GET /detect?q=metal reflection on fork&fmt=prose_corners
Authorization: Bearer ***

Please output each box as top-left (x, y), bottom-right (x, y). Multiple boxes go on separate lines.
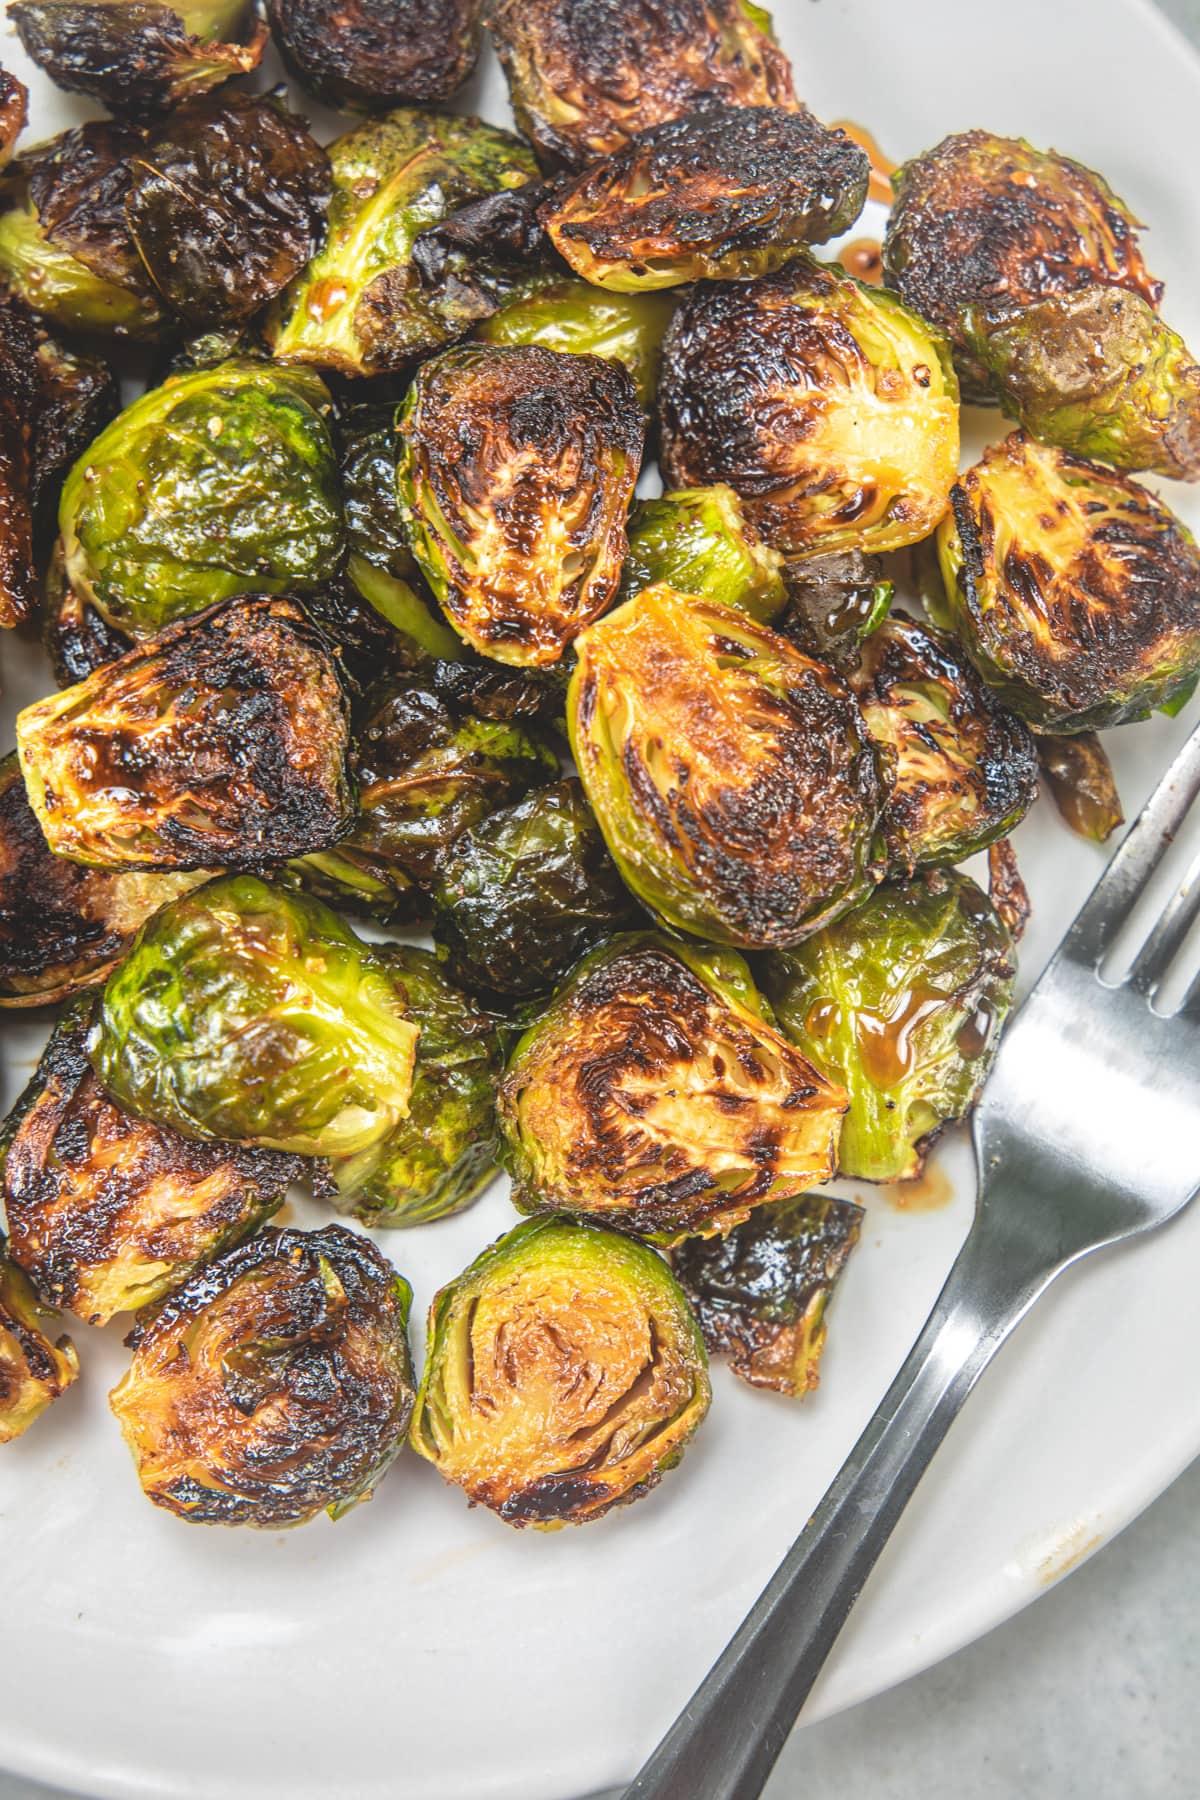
top-left (611, 720), bottom-right (1200, 1800)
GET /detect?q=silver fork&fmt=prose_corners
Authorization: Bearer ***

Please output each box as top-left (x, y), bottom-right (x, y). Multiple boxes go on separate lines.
top-left (617, 720), bottom-right (1200, 1800)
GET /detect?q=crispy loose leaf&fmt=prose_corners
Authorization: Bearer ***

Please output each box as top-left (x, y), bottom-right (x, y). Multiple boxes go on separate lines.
top-left (1037, 732), bottom-right (1124, 844)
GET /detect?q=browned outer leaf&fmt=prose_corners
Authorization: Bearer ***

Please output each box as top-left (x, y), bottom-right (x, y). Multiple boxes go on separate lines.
top-left (1037, 732), bottom-right (1124, 843)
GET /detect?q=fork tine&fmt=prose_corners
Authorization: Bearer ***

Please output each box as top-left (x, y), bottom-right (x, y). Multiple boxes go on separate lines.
top-left (1128, 839), bottom-right (1200, 996)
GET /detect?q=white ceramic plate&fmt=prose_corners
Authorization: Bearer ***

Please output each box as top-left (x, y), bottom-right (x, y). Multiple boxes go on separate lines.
top-left (3, 1), bottom-right (1200, 1795)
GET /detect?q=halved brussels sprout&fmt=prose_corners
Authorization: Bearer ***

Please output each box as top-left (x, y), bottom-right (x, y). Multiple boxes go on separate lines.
top-left (658, 255), bottom-right (960, 557)
top-left (475, 275), bottom-right (675, 410)
top-left (484, 0), bottom-right (797, 170)
top-left (673, 1193), bottom-right (862, 1396)
top-left (269, 111), bottom-right (537, 378)
top-left (397, 343), bottom-right (643, 666)
top-left (409, 1215), bottom-right (710, 1525)
top-left (59, 359), bottom-right (343, 639)
top-left (268, 0), bottom-right (480, 110)
top-left (8, 0), bottom-right (265, 115)
top-left (846, 613), bottom-right (1039, 872)
top-left (777, 549), bottom-right (893, 665)
top-left (1, 1232), bottom-right (79, 1444)
top-left (0, 293), bottom-right (36, 630)
top-left (962, 287), bottom-right (1200, 481)
top-left (764, 871), bottom-right (1015, 1183)
top-left (883, 131), bottom-right (1164, 399)
top-left (17, 595), bottom-right (355, 872)
top-left (0, 68), bottom-right (26, 170)
top-left (935, 432), bottom-right (1200, 732)
top-left (109, 1225), bottom-right (414, 1526)
top-left (498, 932), bottom-right (848, 1241)
top-left (431, 776), bottom-right (641, 1000)
top-left (569, 586), bottom-right (889, 948)
top-left (91, 874), bottom-right (420, 1157)
top-left (1, 998), bottom-right (306, 1325)
top-left (1037, 732), bottom-right (1124, 844)
top-left (620, 485), bottom-right (786, 622)
top-left (327, 947), bottom-right (500, 1227)
top-left (540, 105), bottom-right (868, 292)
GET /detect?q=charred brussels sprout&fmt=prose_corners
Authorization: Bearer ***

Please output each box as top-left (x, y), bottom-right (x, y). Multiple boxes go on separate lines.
top-left (17, 596), bottom-right (355, 872)
top-left (658, 256), bottom-right (959, 558)
top-left (8, 0), bottom-right (265, 115)
top-left (847, 613), bottom-right (1039, 872)
top-left (484, 0), bottom-right (797, 170)
top-left (41, 543), bottom-right (131, 687)
top-left (29, 330), bottom-right (117, 539)
top-left (431, 776), bottom-right (640, 1000)
top-left (883, 131), bottom-right (1164, 399)
top-left (1038, 732), bottom-right (1124, 844)
top-left (673, 1193), bottom-right (862, 1396)
top-left (269, 111), bottom-right (537, 378)
top-left (0, 294), bottom-right (36, 630)
top-left (1, 998), bottom-right (306, 1325)
top-left (269, 0), bottom-right (480, 110)
top-left (327, 948), bottom-right (500, 1227)
top-left (778, 549), bottom-right (893, 665)
top-left (541, 105), bottom-right (868, 292)
top-left (397, 344), bottom-right (643, 665)
top-left (620, 484), bottom-right (786, 622)
top-left (409, 1215), bottom-right (710, 1526)
top-left (570, 586), bottom-right (888, 948)
top-left (0, 1232), bottom-right (79, 1444)
top-left (91, 875), bottom-right (420, 1157)
top-left (109, 1225), bottom-right (414, 1526)
top-left (764, 872), bottom-right (1015, 1184)
top-left (498, 933), bottom-right (848, 1240)
top-left (59, 359), bottom-right (343, 638)
top-left (0, 68), bottom-right (27, 170)
top-left (475, 276), bottom-right (674, 410)
top-left (936, 433), bottom-right (1200, 732)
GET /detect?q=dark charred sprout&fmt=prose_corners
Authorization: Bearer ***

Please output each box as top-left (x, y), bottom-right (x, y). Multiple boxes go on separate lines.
top-left (1038, 732), bottom-right (1124, 843)
top-left (764, 871), bottom-right (1015, 1184)
top-left (409, 1215), bottom-right (710, 1526)
top-left (397, 343), bottom-right (644, 665)
top-left (29, 328), bottom-right (117, 539)
top-left (59, 359), bottom-right (343, 639)
top-left (1, 998), bottom-right (306, 1325)
top-left (327, 947), bottom-right (501, 1228)
top-left (883, 130), bottom-right (1164, 399)
top-left (109, 1225), bottom-right (414, 1526)
top-left (777, 549), bottom-right (893, 665)
top-left (935, 432), bottom-right (1200, 732)
top-left (0, 67), bottom-right (27, 170)
top-left (426, 655), bottom-right (569, 728)
top-left (498, 932), bottom-right (848, 1241)
top-left (673, 1193), bottom-right (862, 1396)
top-left (42, 543), bottom-right (131, 687)
top-left (8, 0), bottom-right (266, 116)
top-left (620, 484), bottom-right (786, 622)
top-left (484, 0), bottom-right (797, 170)
top-left (987, 836), bottom-right (1031, 943)
top-left (269, 0), bottom-right (481, 111)
top-left (540, 105), bottom-right (868, 291)
top-left (431, 776), bottom-right (640, 1001)
top-left (0, 293), bottom-right (36, 629)
top-left (269, 111), bottom-right (537, 378)
top-left (569, 585), bottom-right (889, 949)
top-left (0, 1230), bottom-right (79, 1444)
top-left (658, 255), bottom-right (960, 558)
top-left (17, 596), bottom-right (355, 872)
top-left (475, 275), bottom-right (675, 410)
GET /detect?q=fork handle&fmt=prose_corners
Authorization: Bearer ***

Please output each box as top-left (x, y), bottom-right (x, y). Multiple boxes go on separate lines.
top-left (624, 1215), bottom-right (1064, 1800)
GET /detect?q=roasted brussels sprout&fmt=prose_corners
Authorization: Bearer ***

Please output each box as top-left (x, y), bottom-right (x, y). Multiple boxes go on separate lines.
top-left (17, 595), bottom-right (355, 872)
top-left (0, 1232), bottom-right (79, 1444)
top-left (328, 947), bottom-right (501, 1227)
top-left (109, 1224), bottom-right (414, 1526)
top-left (92, 875), bottom-right (420, 1157)
top-left (29, 329), bottom-right (117, 538)
top-left (269, 0), bottom-right (480, 110)
top-left (475, 276), bottom-right (674, 410)
top-left (619, 484), bottom-right (786, 622)
top-left (269, 111), bottom-right (537, 378)
top-left (484, 0), bottom-right (797, 170)
top-left (883, 131), bottom-right (1164, 399)
top-left (540, 105), bottom-right (868, 292)
top-left (673, 1193), bottom-right (862, 1396)
top-left (8, 0), bottom-right (265, 115)
top-left (397, 344), bottom-right (643, 665)
top-left (846, 613), bottom-right (1039, 872)
top-left (498, 933), bottom-right (847, 1240)
top-left (426, 655), bottom-right (569, 727)
top-left (1, 998), bottom-right (306, 1325)
top-left (41, 543), bottom-right (131, 686)
top-left (962, 287), bottom-right (1200, 481)
top-left (658, 256), bottom-right (960, 558)
top-left (409, 1215), bottom-right (710, 1525)
top-left (569, 586), bottom-right (888, 948)
top-left (987, 836), bottom-right (1031, 943)
top-left (59, 359), bottom-right (343, 638)
top-left (0, 293), bottom-right (36, 630)
top-left (935, 433), bottom-right (1200, 732)
top-left (764, 871), bottom-right (1015, 1183)
top-left (1038, 732), bottom-right (1124, 844)
top-left (0, 67), bottom-right (27, 170)
top-left (777, 549), bottom-right (893, 665)
top-left (431, 776), bottom-right (640, 1000)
